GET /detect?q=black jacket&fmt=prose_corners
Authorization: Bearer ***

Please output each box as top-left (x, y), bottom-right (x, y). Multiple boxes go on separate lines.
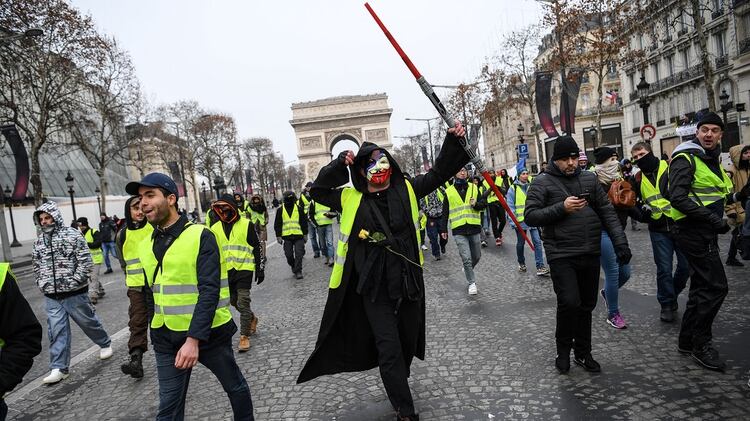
top-left (0, 269), bottom-right (42, 396)
top-left (524, 161), bottom-right (628, 261)
top-left (274, 202), bottom-right (308, 240)
top-left (297, 132), bottom-right (470, 384)
top-left (149, 214), bottom-right (236, 353)
top-left (99, 218), bottom-right (117, 242)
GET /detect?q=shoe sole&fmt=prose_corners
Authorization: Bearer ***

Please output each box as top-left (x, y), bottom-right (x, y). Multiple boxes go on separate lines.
top-left (573, 359), bottom-right (601, 373)
top-left (43, 374), bottom-right (69, 384)
top-left (677, 346), bottom-right (692, 355)
top-left (606, 319), bottom-right (627, 329)
top-left (691, 354), bottom-right (726, 372)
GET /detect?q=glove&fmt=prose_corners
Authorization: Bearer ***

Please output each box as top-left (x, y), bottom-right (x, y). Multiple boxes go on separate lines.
top-left (255, 270), bottom-right (265, 285)
top-left (639, 205), bottom-right (652, 221)
top-left (737, 183), bottom-right (750, 203)
top-left (614, 245), bottom-right (632, 265)
top-left (277, 237), bottom-right (283, 245)
top-left (715, 220), bottom-right (731, 235)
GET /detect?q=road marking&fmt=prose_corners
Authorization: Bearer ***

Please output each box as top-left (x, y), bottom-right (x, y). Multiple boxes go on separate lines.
top-left (5, 325), bottom-right (130, 404)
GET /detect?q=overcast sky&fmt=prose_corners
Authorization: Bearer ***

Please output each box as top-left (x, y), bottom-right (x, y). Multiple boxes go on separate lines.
top-left (70, 0), bottom-right (544, 163)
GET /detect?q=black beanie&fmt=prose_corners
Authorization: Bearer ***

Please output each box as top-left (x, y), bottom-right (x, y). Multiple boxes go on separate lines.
top-left (697, 111), bottom-right (725, 130)
top-left (552, 136), bottom-right (580, 161)
top-left (593, 146), bottom-right (617, 165)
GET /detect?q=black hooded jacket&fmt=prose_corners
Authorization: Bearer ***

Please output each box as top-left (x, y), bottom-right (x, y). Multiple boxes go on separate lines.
top-left (298, 132), bottom-right (470, 384)
top-left (274, 196), bottom-right (308, 240)
top-left (524, 159), bottom-right (628, 261)
top-left (213, 194), bottom-right (262, 289)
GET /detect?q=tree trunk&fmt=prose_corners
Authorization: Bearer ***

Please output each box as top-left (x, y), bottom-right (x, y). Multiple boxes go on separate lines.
top-left (99, 171), bottom-right (107, 215)
top-left (693, 0), bottom-right (716, 111)
top-left (595, 69), bottom-right (604, 148)
top-left (30, 145), bottom-right (44, 206)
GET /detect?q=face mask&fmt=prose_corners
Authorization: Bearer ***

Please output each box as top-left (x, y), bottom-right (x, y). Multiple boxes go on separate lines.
top-left (366, 152), bottom-right (392, 185)
top-left (454, 177), bottom-right (468, 186)
top-left (41, 224), bottom-right (55, 234)
top-left (212, 201), bottom-right (239, 224)
top-left (634, 152), bottom-right (660, 173)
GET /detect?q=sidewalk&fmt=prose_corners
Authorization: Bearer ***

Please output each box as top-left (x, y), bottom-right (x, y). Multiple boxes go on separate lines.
top-left (6, 238), bottom-right (34, 273)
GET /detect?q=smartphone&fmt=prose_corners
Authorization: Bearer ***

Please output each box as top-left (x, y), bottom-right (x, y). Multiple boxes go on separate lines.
top-left (577, 193), bottom-right (591, 201)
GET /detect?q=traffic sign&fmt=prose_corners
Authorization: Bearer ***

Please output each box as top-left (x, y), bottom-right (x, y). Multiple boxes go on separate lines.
top-left (640, 124), bottom-right (656, 141)
top-left (518, 143), bottom-right (529, 158)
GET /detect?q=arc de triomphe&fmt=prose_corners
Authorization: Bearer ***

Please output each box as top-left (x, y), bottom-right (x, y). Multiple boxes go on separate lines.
top-left (289, 93), bottom-right (393, 183)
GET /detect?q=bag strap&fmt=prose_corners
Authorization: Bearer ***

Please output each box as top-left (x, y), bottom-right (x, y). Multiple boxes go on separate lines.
top-left (366, 199), bottom-right (398, 247)
top-left (541, 173), bottom-right (573, 197)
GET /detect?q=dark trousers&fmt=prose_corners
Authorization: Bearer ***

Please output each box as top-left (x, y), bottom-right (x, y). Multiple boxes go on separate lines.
top-left (126, 288), bottom-right (150, 353)
top-left (154, 339), bottom-right (253, 421)
top-left (361, 295), bottom-right (418, 417)
top-left (549, 255), bottom-right (600, 357)
top-left (1, 398), bottom-right (7, 421)
top-left (283, 238), bottom-right (305, 273)
top-left (676, 232), bottom-right (729, 350)
top-left (727, 226), bottom-right (740, 260)
top-left (425, 218), bottom-right (443, 257)
top-left (488, 203), bottom-right (506, 239)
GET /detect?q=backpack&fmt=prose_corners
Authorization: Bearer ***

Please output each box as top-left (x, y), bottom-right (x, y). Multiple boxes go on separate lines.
top-left (608, 179), bottom-right (636, 208)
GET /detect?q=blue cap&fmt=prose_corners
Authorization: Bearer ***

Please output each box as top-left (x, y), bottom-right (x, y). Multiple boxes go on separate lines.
top-left (126, 172), bottom-right (178, 196)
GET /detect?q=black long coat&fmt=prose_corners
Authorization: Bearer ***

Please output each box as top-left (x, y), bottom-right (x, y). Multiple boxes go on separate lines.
top-left (297, 135), bottom-right (469, 383)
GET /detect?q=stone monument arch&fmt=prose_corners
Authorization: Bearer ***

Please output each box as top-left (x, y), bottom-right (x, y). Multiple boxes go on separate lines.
top-left (290, 93), bottom-right (393, 184)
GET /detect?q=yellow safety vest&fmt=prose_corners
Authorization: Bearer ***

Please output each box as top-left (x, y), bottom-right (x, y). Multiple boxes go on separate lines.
top-left (300, 195), bottom-right (311, 215)
top-left (249, 208), bottom-right (266, 226)
top-left (670, 153), bottom-right (733, 221)
top-left (314, 202), bottom-right (335, 226)
top-left (445, 183), bottom-right (481, 229)
top-left (122, 224), bottom-right (154, 288)
top-left (141, 223), bottom-right (231, 331)
top-left (204, 209), bottom-right (214, 227)
top-left (483, 176), bottom-right (504, 203)
top-left (84, 229), bottom-right (103, 265)
top-left (210, 218), bottom-right (256, 272)
top-left (419, 212), bottom-right (427, 230)
top-left (329, 180), bottom-right (424, 289)
top-left (511, 184), bottom-right (527, 223)
top-left (282, 205), bottom-right (303, 236)
top-left (0, 262), bottom-right (14, 349)
top-left (640, 160), bottom-right (673, 220)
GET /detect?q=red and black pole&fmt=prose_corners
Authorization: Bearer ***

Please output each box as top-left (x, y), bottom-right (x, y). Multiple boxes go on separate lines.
top-left (364, 2), bottom-right (535, 251)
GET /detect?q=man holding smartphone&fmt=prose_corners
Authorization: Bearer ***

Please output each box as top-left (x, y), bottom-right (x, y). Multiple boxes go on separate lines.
top-left (525, 136), bottom-right (631, 374)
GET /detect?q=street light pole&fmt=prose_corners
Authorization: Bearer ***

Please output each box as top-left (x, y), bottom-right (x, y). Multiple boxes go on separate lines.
top-left (3, 186), bottom-right (21, 247)
top-left (637, 74), bottom-right (651, 126)
top-left (66, 171), bottom-right (77, 221)
top-left (95, 187), bottom-right (102, 214)
top-left (405, 117), bottom-right (440, 166)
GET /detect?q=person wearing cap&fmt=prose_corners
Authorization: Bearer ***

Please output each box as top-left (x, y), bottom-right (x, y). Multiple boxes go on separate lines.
top-left (578, 151), bottom-right (594, 171)
top-left (441, 166), bottom-right (487, 295)
top-left (299, 182), bottom-right (320, 258)
top-left (210, 194), bottom-right (264, 351)
top-left (126, 173), bottom-right (253, 420)
top-left (506, 167), bottom-right (548, 276)
top-left (668, 112), bottom-right (750, 372)
top-left (630, 141), bottom-right (689, 324)
top-left (0, 263), bottom-right (42, 418)
top-left (525, 136), bottom-right (630, 375)
top-left (275, 191), bottom-right (308, 279)
top-left (593, 146), bottom-right (634, 330)
top-left (77, 217), bottom-right (106, 304)
top-left (297, 122), bottom-right (469, 421)
top-left (115, 195), bottom-right (154, 379)
top-left (32, 201), bottom-right (113, 385)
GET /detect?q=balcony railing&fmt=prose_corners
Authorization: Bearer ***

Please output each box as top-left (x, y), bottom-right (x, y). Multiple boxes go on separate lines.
top-left (662, 35), bottom-right (673, 44)
top-left (711, 10), bottom-right (723, 19)
top-left (647, 64), bottom-right (703, 95)
top-left (629, 91), bottom-right (638, 101)
top-left (678, 28), bottom-right (688, 36)
top-left (741, 38), bottom-right (750, 55)
top-left (715, 55), bottom-right (729, 68)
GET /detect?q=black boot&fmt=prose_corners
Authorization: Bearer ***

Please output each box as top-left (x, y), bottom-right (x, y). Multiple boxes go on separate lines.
top-left (121, 349), bottom-right (144, 378)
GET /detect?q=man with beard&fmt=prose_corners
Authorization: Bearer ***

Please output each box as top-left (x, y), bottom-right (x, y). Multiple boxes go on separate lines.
top-left (668, 112), bottom-right (750, 371)
top-left (297, 122), bottom-right (469, 421)
top-left (524, 136), bottom-right (630, 374)
top-left (274, 191), bottom-right (308, 279)
top-left (233, 193), bottom-right (251, 218)
top-left (248, 194), bottom-right (269, 263)
top-left (116, 195), bottom-right (154, 378)
top-left (126, 173), bottom-right (253, 420)
top-left (210, 194), bottom-right (264, 351)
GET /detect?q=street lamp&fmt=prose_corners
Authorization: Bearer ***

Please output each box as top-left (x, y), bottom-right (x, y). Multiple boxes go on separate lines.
top-left (517, 123), bottom-right (525, 143)
top-left (3, 186), bottom-right (21, 247)
top-left (490, 151), bottom-right (496, 169)
top-left (637, 74), bottom-right (651, 125)
top-left (213, 176), bottom-right (226, 200)
top-left (405, 117), bottom-right (440, 166)
top-left (65, 171), bottom-right (77, 220)
top-left (719, 88), bottom-right (732, 125)
top-left (589, 125), bottom-right (599, 148)
top-left (95, 186), bottom-right (102, 214)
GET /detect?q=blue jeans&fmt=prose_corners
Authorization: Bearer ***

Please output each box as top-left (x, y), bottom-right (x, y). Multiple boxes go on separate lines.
top-left (514, 226), bottom-right (545, 268)
top-left (45, 292), bottom-right (111, 370)
top-left (649, 230), bottom-right (689, 308)
top-left (309, 224), bottom-right (320, 256)
top-left (101, 241), bottom-right (117, 270)
top-left (600, 231), bottom-right (631, 317)
top-left (155, 341), bottom-right (254, 421)
top-left (454, 233), bottom-right (481, 284)
top-left (425, 218), bottom-right (441, 257)
top-left (316, 224), bottom-right (334, 259)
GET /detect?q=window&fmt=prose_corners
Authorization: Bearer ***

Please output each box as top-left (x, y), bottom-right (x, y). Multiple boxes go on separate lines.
top-left (679, 12), bottom-right (687, 32)
top-left (666, 56), bottom-right (674, 76)
top-left (638, 34), bottom-right (644, 49)
top-left (663, 15), bottom-right (670, 38)
top-left (682, 48), bottom-right (690, 70)
top-left (744, 13), bottom-right (750, 40)
top-left (608, 61), bottom-right (617, 75)
top-left (628, 73), bottom-right (635, 92)
top-left (652, 62), bottom-right (660, 82)
top-left (581, 93), bottom-right (591, 110)
top-left (712, 0), bottom-right (723, 12)
top-left (714, 31), bottom-right (726, 57)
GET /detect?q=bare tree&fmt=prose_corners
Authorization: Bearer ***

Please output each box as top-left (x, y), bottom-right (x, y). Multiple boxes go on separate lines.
top-left (191, 113), bottom-right (237, 184)
top-left (66, 36), bottom-right (141, 213)
top-left (242, 137), bottom-right (273, 198)
top-left (0, 0), bottom-right (104, 204)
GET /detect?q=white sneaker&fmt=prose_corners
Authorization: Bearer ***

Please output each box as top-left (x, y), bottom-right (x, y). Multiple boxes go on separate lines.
top-left (99, 346), bottom-right (113, 360)
top-left (42, 369), bottom-right (69, 384)
top-left (421, 244), bottom-right (428, 250)
top-left (468, 283), bottom-right (478, 295)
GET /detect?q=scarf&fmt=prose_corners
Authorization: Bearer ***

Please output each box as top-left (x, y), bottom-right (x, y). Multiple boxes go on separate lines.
top-left (595, 159), bottom-right (622, 185)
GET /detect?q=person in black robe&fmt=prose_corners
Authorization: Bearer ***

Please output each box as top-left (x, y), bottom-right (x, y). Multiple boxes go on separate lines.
top-left (297, 122), bottom-right (469, 420)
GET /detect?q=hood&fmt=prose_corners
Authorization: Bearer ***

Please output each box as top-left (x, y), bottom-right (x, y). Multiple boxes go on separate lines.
top-left (249, 193), bottom-right (266, 213)
top-left (729, 144), bottom-right (750, 169)
top-left (351, 142), bottom-right (405, 192)
top-left (671, 140), bottom-right (704, 158)
top-left (123, 196), bottom-right (145, 230)
top-left (33, 201), bottom-right (65, 228)
top-left (216, 193), bottom-right (239, 212)
top-left (233, 193), bottom-right (245, 203)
